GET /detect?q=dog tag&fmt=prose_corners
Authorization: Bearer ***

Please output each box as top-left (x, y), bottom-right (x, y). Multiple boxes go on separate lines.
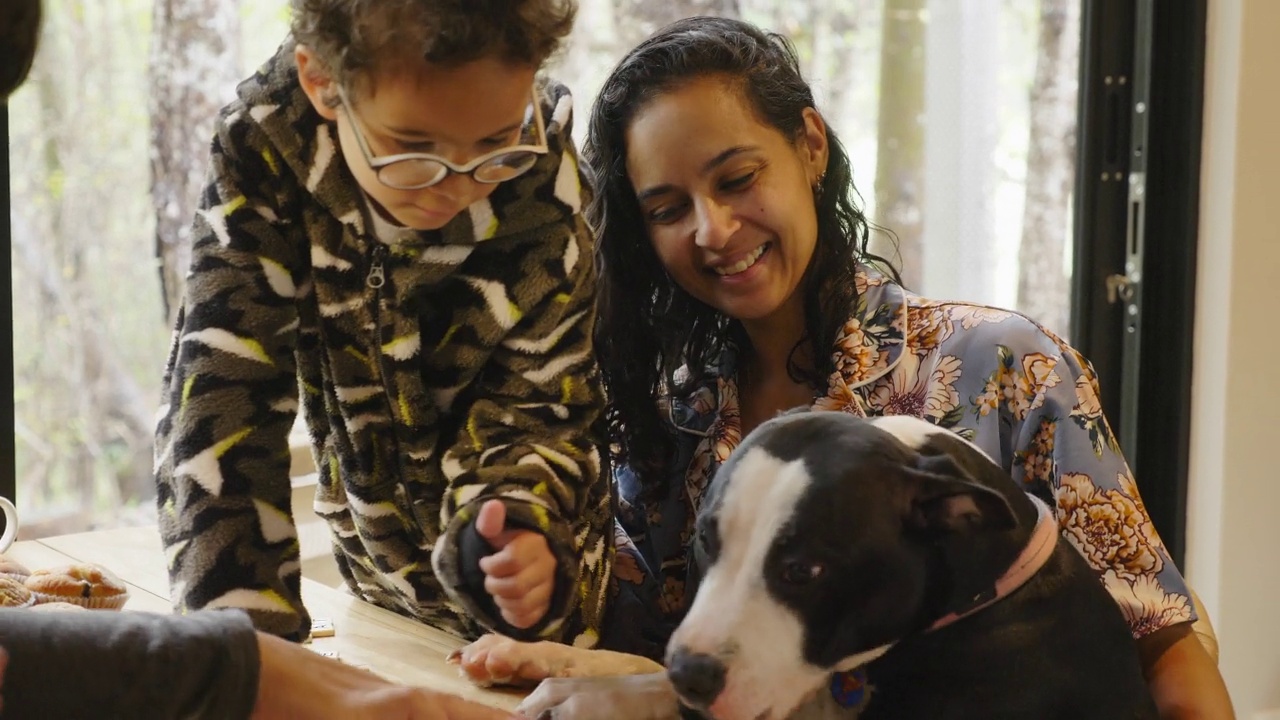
top-left (830, 669), bottom-right (869, 709)
top-left (311, 618), bottom-right (336, 638)
top-left (315, 649), bottom-right (340, 660)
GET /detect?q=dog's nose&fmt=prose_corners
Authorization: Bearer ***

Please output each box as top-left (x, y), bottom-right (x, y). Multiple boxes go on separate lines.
top-left (667, 649), bottom-right (727, 707)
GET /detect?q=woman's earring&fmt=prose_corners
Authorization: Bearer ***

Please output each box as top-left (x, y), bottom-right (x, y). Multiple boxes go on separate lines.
top-left (813, 172), bottom-right (827, 201)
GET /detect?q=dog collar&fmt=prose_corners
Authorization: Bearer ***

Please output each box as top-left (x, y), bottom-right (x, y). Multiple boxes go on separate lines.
top-left (927, 493), bottom-right (1058, 632)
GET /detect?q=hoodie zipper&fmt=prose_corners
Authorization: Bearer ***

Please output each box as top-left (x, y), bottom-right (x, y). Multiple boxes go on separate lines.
top-left (366, 244), bottom-right (387, 290)
top-left (365, 242), bottom-right (395, 418)
top-left (364, 243), bottom-right (432, 544)
top-left (365, 243), bottom-right (397, 408)
top-left (365, 242), bottom-right (410, 489)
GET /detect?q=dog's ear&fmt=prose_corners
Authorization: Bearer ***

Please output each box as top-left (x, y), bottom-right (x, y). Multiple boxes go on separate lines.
top-left (903, 453), bottom-right (1018, 533)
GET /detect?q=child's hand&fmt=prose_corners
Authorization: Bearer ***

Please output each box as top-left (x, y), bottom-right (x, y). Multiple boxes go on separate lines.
top-left (474, 500), bottom-right (556, 630)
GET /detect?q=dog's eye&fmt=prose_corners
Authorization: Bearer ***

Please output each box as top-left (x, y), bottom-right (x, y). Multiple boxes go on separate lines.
top-left (781, 560), bottom-right (825, 586)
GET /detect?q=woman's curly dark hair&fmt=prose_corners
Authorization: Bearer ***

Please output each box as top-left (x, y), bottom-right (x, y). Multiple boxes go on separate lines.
top-left (586, 15), bottom-right (895, 496)
top-left (291, 0), bottom-right (576, 92)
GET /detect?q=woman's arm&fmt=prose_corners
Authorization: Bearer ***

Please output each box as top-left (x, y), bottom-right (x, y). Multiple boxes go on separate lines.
top-left (988, 324), bottom-right (1234, 717)
top-left (0, 608), bottom-right (518, 719)
top-left (252, 630), bottom-right (518, 719)
top-left (0, 608), bottom-right (259, 717)
top-left (1138, 622), bottom-right (1235, 720)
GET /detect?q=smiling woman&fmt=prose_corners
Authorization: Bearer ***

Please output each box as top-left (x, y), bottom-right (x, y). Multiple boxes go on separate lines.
top-left (626, 77), bottom-right (825, 330)
top-left (572, 15), bottom-right (1231, 719)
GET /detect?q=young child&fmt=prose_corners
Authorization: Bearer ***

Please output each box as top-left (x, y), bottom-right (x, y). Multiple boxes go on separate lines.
top-left (154, 0), bottom-right (613, 647)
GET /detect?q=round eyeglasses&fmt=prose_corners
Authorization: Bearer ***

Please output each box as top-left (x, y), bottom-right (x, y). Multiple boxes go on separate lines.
top-left (336, 85), bottom-right (549, 190)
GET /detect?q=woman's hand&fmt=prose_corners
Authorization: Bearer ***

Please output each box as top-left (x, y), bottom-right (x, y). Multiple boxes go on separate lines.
top-left (251, 632), bottom-right (518, 720)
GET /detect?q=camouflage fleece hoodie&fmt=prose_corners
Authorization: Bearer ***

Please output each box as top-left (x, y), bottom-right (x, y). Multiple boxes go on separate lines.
top-left (154, 41), bottom-right (613, 645)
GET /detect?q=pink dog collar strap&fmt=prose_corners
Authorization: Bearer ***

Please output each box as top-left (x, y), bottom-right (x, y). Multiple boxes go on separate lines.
top-left (927, 493), bottom-right (1058, 632)
top-left (828, 495), bottom-right (1058, 706)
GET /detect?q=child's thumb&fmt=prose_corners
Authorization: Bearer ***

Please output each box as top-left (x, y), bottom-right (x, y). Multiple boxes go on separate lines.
top-left (475, 499), bottom-right (508, 545)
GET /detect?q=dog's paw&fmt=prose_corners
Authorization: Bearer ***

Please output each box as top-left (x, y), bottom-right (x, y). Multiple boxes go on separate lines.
top-left (516, 674), bottom-right (681, 720)
top-left (448, 634), bottom-right (566, 687)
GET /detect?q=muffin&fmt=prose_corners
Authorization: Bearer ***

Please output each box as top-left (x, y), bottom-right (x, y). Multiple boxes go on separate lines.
top-left (28, 601), bottom-right (88, 613)
top-left (0, 553), bottom-right (31, 579)
top-left (24, 563), bottom-right (130, 610)
top-left (0, 575), bottom-right (35, 608)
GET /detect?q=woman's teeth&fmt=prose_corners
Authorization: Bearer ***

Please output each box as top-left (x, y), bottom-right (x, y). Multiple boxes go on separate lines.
top-left (715, 244), bottom-right (767, 276)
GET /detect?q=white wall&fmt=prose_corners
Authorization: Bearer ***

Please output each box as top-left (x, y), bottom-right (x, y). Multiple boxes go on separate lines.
top-left (1186, 0), bottom-right (1280, 715)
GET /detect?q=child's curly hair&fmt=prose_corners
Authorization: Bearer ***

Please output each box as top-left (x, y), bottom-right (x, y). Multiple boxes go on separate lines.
top-left (291, 0), bottom-right (576, 89)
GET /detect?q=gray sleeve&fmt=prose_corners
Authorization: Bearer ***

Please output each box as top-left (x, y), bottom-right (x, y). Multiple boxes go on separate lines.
top-left (0, 608), bottom-right (260, 719)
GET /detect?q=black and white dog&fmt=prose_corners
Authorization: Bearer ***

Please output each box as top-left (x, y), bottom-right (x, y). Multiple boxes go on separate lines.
top-left (489, 412), bottom-right (1157, 719)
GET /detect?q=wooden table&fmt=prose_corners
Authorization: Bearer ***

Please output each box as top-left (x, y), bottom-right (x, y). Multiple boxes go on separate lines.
top-left (7, 527), bottom-right (526, 711)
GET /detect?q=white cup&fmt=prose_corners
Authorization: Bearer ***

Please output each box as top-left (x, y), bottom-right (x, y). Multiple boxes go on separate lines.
top-left (0, 497), bottom-right (18, 553)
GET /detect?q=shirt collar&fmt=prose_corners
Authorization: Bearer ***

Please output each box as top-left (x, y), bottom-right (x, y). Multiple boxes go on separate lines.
top-left (668, 263), bottom-right (910, 434)
top-left (824, 264), bottom-right (909, 392)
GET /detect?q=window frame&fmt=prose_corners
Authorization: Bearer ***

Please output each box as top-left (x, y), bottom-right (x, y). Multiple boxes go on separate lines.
top-left (2, 104), bottom-right (15, 504)
top-left (1073, 0), bottom-right (1207, 566)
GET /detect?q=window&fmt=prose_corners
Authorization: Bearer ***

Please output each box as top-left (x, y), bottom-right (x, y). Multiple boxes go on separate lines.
top-left (5, 1), bottom-right (1082, 536)
top-left (5, 2), bottom-right (292, 536)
